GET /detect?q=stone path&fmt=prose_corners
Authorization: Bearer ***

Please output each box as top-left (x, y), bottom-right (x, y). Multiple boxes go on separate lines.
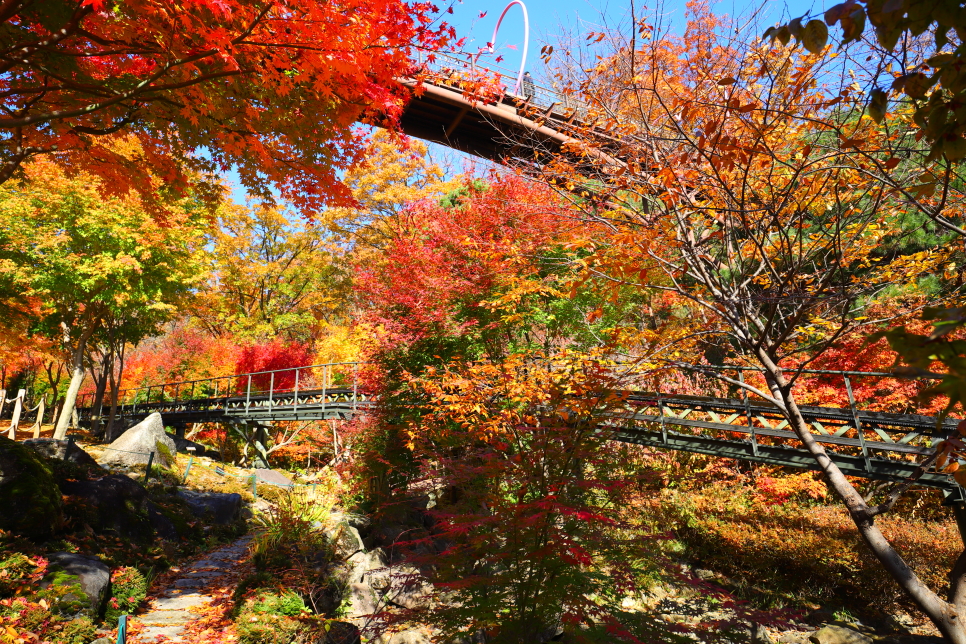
top-left (129, 535), bottom-right (253, 642)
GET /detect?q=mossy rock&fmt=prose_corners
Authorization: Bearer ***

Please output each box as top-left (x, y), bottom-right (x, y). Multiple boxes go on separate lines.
top-left (40, 553), bottom-right (111, 618)
top-left (0, 436), bottom-right (63, 539)
top-left (60, 475), bottom-right (155, 542)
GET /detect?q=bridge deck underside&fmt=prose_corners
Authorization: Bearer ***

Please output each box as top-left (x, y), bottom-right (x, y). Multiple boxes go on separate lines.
top-left (398, 82), bottom-right (573, 166)
top-left (81, 388), bottom-right (959, 493)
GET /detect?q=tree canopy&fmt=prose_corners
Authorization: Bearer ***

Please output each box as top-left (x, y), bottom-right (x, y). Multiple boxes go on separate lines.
top-left (0, 0), bottom-right (455, 211)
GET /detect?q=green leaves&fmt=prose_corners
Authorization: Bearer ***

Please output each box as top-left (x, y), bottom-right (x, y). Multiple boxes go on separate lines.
top-left (764, 17), bottom-right (828, 52)
top-left (0, 161), bottom-right (207, 354)
top-left (802, 19), bottom-right (829, 53)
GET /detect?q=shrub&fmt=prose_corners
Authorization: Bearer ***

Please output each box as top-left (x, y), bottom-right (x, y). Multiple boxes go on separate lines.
top-left (236, 591), bottom-right (311, 644)
top-left (250, 488), bottom-right (333, 573)
top-left (0, 598), bottom-right (97, 644)
top-left (250, 591), bottom-right (308, 617)
top-left (49, 615), bottom-right (97, 644)
top-left (105, 566), bottom-right (147, 622)
top-left (0, 553), bottom-right (45, 597)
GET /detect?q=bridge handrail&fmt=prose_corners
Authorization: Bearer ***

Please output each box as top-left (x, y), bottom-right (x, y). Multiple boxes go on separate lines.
top-left (77, 361), bottom-right (362, 409)
top-left (91, 360), bottom-right (938, 403)
top-left (416, 50), bottom-right (591, 118)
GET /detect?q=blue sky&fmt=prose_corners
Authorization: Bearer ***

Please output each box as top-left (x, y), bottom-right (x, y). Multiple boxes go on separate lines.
top-left (441, 0), bottom-right (828, 75)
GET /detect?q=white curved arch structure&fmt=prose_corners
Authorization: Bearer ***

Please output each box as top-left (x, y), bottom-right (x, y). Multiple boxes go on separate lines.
top-left (475, 1), bottom-right (530, 95)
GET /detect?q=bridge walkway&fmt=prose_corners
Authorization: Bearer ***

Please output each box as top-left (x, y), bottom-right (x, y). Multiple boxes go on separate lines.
top-left (75, 362), bottom-right (963, 500)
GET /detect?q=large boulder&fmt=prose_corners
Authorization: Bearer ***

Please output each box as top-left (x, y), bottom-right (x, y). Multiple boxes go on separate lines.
top-left (60, 474), bottom-right (155, 542)
top-left (100, 413), bottom-right (176, 468)
top-left (253, 468), bottom-right (293, 488)
top-left (176, 489), bottom-right (242, 525)
top-left (24, 438), bottom-right (102, 470)
top-left (0, 435), bottom-right (62, 538)
top-left (40, 552), bottom-right (110, 617)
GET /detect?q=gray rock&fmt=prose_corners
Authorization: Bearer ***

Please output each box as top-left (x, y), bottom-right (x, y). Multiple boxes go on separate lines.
top-left (322, 621), bottom-right (362, 644)
top-left (343, 548), bottom-right (387, 584)
top-left (778, 633), bottom-right (812, 644)
top-left (253, 468), bottom-right (293, 487)
top-left (327, 522), bottom-right (365, 557)
top-left (384, 566), bottom-right (432, 610)
top-left (146, 501), bottom-right (180, 540)
top-left (805, 609), bottom-right (838, 625)
top-left (23, 438), bottom-right (102, 470)
top-left (90, 638), bottom-right (113, 644)
top-left (446, 631), bottom-right (489, 644)
top-left (60, 474), bottom-right (155, 542)
top-left (0, 436), bottom-right (62, 538)
top-left (809, 625), bottom-right (873, 644)
top-left (40, 552), bottom-right (110, 616)
top-left (751, 624), bottom-right (773, 644)
top-left (171, 435), bottom-right (217, 458)
top-left (386, 630), bottom-right (432, 644)
top-left (346, 582), bottom-right (382, 620)
top-left (101, 413), bottom-right (176, 467)
top-left (176, 489), bottom-right (242, 525)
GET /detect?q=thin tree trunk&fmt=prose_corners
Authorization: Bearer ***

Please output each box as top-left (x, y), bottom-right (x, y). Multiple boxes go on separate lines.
top-left (105, 339), bottom-right (125, 440)
top-left (44, 360), bottom-right (64, 417)
top-left (758, 355), bottom-right (966, 642)
top-left (90, 352), bottom-right (111, 437)
top-left (54, 338), bottom-right (90, 440)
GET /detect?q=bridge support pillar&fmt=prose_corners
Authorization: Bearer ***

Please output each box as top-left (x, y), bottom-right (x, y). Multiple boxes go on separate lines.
top-left (944, 487), bottom-right (966, 546)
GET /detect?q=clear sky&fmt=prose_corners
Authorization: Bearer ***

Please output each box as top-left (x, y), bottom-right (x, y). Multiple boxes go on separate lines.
top-left (441, 0), bottom-right (828, 78)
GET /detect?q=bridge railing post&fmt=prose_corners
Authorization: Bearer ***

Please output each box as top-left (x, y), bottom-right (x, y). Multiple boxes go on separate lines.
top-left (246, 375), bottom-right (252, 414)
top-left (269, 372), bottom-right (274, 411)
top-left (739, 371), bottom-right (758, 457)
top-left (657, 390), bottom-right (667, 445)
top-left (294, 368), bottom-right (299, 416)
top-left (844, 376), bottom-right (871, 473)
top-left (353, 363), bottom-right (358, 414)
top-left (321, 365), bottom-right (327, 418)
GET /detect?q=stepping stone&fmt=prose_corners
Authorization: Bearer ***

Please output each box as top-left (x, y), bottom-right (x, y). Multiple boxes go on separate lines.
top-left (149, 594), bottom-right (209, 611)
top-left (138, 610), bottom-right (194, 625)
top-left (129, 534), bottom-right (254, 642)
top-left (183, 570), bottom-right (226, 578)
top-left (136, 624), bottom-right (185, 641)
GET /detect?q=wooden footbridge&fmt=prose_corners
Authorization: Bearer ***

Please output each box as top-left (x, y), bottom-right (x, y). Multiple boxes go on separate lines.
top-left (74, 362), bottom-right (963, 501)
top-left (395, 51), bottom-right (617, 172)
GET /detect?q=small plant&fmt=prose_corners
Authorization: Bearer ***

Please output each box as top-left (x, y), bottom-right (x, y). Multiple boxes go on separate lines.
top-left (0, 598), bottom-right (97, 644)
top-left (105, 566), bottom-right (147, 622)
top-left (251, 591), bottom-right (308, 617)
top-left (250, 488), bottom-right (334, 572)
top-left (0, 553), bottom-right (46, 597)
top-left (235, 591), bottom-right (311, 644)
